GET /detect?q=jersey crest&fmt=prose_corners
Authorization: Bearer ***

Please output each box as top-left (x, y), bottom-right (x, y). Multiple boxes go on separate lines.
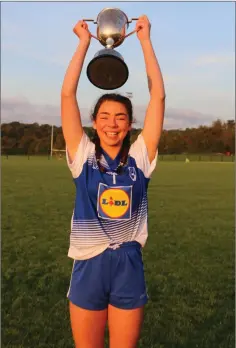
top-left (128, 167), bottom-right (137, 181)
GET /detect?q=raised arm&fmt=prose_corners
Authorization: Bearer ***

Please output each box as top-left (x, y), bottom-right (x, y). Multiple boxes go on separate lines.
top-left (136, 16), bottom-right (166, 163)
top-left (61, 21), bottom-right (91, 162)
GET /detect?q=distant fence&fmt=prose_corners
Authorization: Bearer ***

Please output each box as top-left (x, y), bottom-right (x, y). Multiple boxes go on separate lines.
top-left (1, 154), bottom-right (52, 160)
top-left (158, 154), bottom-right (235, 162)
top-left (1, 154), bottom-right (235, 162)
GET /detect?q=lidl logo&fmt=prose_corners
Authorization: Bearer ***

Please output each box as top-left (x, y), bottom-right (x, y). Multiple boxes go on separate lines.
top-left (97, 184), bottom-right (132, 220)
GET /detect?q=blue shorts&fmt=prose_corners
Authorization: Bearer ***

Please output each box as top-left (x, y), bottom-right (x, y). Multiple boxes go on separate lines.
top-left (67, 241), bottom-right (148, 310)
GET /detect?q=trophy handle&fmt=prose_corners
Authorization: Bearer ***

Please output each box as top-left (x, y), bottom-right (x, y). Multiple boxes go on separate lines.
top-left (124, 18), bottom-right (139, 40)
top-left (83, 18), bottom-right (97, 24)
top-left (127, 17), bottom-right (139, 24)
top-left (82, 19), bottom-right (99, 41)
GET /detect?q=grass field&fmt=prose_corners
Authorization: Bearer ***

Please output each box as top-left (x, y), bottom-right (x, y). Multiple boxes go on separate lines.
top-left (2, 156), bottom-right (235, 348)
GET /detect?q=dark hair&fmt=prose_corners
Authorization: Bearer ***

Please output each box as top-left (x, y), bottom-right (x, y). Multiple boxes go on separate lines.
top-left (91, 93), bottom-right (133, 174)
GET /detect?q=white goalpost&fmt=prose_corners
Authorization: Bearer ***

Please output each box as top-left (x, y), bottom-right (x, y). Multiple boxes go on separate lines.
top-left (50, 125), bottom-right (66, 159)
top-left (52, 149), bottom-right (66, 159)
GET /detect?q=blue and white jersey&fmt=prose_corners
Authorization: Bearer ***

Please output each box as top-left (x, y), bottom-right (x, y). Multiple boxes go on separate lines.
top-left (66, 132), bottom-right (158, 260)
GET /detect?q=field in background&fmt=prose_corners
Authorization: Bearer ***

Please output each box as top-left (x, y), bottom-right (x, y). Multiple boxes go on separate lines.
top-left (2, 153), bottom-right (235, 162)
top-left (2, 157), bottom-right (235, 348)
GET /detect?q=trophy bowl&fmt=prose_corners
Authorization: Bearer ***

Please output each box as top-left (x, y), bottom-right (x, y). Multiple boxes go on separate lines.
top-left (96, 8), bottom-right (129, 48)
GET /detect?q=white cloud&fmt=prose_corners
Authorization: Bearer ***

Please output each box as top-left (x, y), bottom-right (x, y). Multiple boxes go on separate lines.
top-left (164, 108), bottom-right (216, 129)
top-left (1, 97), bottom-right (220, 130)
top-left (133, 105), bottom-right (217, 129)
top-left (1, 97), bottom-right (91, 126)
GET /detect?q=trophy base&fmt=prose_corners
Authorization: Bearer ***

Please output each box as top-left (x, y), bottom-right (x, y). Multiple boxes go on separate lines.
top-left (87, 53), bottom-right (129, 90)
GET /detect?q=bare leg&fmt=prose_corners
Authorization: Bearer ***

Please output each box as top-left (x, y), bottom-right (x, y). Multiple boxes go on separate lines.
top-left (69, 301), bottom-right (108, 348)
top-left (108, 304), bottom-right (144, 348)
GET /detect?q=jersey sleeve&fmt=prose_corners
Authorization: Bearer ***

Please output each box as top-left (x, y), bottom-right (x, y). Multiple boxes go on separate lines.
top-left (129, 133), bottom-right (158, 178)
top-left (66, 132), bottom-right (94, 179)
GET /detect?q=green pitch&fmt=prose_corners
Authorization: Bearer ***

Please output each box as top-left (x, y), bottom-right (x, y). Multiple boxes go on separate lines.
top-left (2, 157), bottom-right (234, 348)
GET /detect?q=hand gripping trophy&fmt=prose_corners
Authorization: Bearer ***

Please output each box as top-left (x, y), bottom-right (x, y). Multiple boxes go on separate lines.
top-left (83, 8), bottom-right (138, 90)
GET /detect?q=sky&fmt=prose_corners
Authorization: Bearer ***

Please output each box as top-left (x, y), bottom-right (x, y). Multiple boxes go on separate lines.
top-left (1, 1), bottom-right (235, 129)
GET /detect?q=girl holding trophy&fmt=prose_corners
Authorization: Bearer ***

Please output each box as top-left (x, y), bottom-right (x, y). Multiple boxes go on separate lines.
top-left (61, 13), bottom-right (165, 348)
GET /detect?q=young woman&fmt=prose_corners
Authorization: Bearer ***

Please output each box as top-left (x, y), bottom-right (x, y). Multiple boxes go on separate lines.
top-left (61, 15), bottom-right (165, 348)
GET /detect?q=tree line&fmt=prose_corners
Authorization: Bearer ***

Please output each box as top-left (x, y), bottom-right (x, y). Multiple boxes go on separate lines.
top-left (1, 119), bottom-right (235, 155)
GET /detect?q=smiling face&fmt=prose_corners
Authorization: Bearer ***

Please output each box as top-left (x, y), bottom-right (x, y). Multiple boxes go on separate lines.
top-left (93, 100), bottom-right (131, 154)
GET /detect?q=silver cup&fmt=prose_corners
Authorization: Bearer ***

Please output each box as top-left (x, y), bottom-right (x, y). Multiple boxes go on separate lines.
top-left (83, 8), bottom-right (138, 90)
